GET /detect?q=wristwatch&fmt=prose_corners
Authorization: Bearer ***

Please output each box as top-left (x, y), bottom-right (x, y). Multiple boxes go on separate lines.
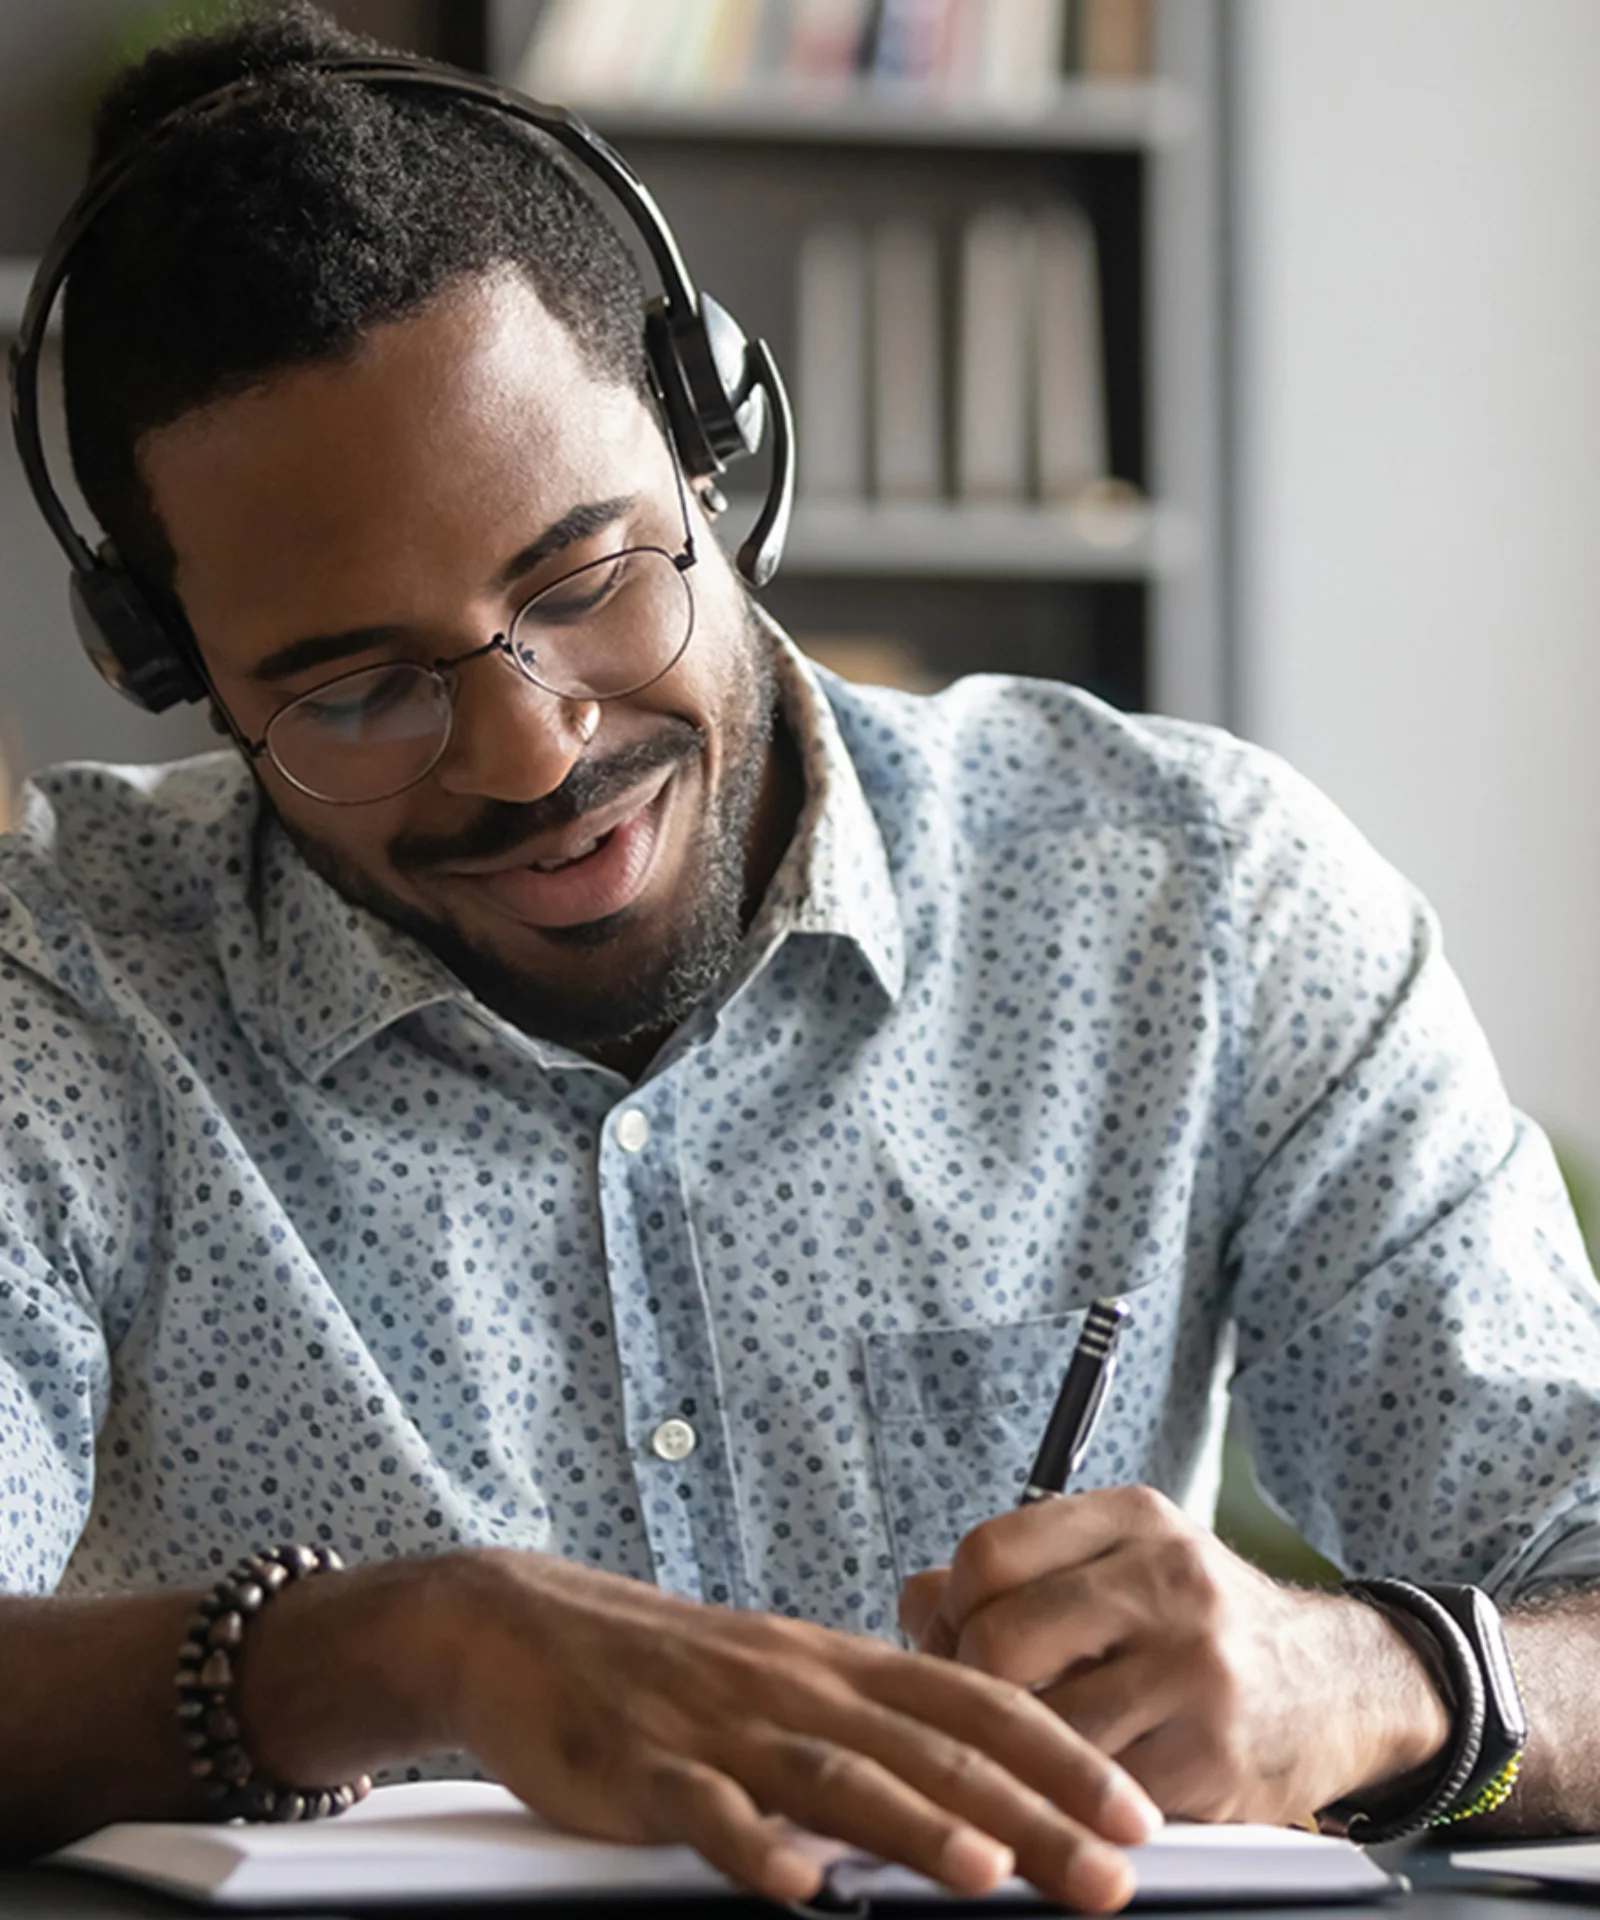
top-left (1319, 1579), bottom-right (1527, 1844)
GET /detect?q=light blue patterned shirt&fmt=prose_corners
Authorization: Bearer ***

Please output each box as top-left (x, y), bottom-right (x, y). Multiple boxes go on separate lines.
top-left (3, 646), bottom-right (1599, 1628)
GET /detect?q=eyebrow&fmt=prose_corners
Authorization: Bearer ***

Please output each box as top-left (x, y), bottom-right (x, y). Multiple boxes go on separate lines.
top-left (249, 494), bottom-right (639, 685)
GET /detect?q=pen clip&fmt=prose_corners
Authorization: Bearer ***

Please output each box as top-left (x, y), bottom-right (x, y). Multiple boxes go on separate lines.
top-left (1064, 1306), bottom-right (1125, 1477)
top-left (1064, 1361), bottom-right (1111, 1479)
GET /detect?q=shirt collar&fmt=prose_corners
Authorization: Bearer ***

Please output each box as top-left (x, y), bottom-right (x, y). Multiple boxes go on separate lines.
top-left (750, 628), bottom-right (905, 1002)
top-left (264, 623), bottom-right (906, 1081)
top-left (260, 826), bottom-right (461, 1083)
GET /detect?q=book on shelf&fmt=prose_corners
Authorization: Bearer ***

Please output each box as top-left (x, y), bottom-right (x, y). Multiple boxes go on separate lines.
top-left (1078, 0), bottom-right (1154, 79)
top-left (512, 0), bottom-right (1154, 109)
top-left (869, 219), bottom-right (943, 501)
top-left (956, 204), bottom-right (1034, 502)
top-left (1034, 201), bottom-right (1109, 502)
top-left (797, 199), bottom-right (1110, 512)
top-left (795, 221), bottom-right (869, 501)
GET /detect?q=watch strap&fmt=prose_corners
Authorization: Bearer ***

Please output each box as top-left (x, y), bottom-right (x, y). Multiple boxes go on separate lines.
top-left (1321, 1578), bottom-right (1488, 1843)
top-left (1412, 1581), bottom-right (1527, 1821)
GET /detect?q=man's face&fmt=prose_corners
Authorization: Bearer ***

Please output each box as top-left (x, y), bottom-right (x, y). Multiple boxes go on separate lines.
top-left (139, 272), bottom-right (785, 1056)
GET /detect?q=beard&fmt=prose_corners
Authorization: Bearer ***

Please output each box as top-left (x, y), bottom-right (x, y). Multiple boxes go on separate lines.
top-left (277, 599), bottom-right (781, 1054)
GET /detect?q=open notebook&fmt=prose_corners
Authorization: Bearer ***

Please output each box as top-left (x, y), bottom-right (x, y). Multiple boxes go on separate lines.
top-left (51, 1780), bottom-right (1399, 1908)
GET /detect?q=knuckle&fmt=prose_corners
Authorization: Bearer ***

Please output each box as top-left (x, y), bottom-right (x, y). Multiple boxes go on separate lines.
top-left (956, 1607), bottom-right (1011, 1676)
top-left (1190, 1638), bottom-right (1245, 1719)
top-left (1011, 1784), bottom-right (1080, 1863)
top-left (951, 1522), bottom-right (1012, 1598)
top-left (1118, 1482), bottom-right (1180, 1533)
top-left (970, 1667), bottom-right (1060, 1745)
top-left (781, 1734), bottom-right (866, 1798)
top-left (919, 1731), bottom-right (988, 1800)
top-left (1154, 1532), bottom-right (1223, 1614)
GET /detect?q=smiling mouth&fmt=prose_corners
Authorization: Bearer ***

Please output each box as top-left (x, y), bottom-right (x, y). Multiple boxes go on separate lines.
top-left (530, 829), bottom-right (610, 873)
top-left (449, 768), bottom-right (681, 932)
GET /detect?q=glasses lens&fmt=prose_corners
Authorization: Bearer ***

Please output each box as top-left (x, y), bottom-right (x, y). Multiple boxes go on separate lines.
top-left (266, 663), bottom-right (452, 803)
top-left (507, 546), bottom-right (694, 701)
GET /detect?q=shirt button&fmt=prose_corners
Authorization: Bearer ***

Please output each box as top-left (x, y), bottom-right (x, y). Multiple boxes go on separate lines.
top-left (650, 1417), bottom-right (697, 1462)
top-left (615, 1108), bottom-right (651, 1153)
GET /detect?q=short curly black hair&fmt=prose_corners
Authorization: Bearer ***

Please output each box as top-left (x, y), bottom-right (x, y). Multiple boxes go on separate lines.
top-left (62, 1), bottom-right (649, 594)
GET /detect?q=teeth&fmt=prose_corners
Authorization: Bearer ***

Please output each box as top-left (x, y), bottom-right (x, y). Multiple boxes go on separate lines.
top-left (531, 833), bottom-right (603, 874)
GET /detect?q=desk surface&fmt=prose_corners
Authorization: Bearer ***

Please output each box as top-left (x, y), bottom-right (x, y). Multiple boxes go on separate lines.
top-left (0, 1844), bottom-right (1581, 1920)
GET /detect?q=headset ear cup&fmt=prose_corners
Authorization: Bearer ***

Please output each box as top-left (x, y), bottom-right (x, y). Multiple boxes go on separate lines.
top-left (69, 559), bottom-right (205, 713)
top-left (698, 293), bottom-right (766, 459)
top-left (646, 290), bottom-right (766, 479)
top-left (646, 302), bottom-right (715, 478)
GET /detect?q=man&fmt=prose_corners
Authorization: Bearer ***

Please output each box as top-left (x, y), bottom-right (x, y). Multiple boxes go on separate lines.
top-left (3, 3), bottom-right (1600, 1903)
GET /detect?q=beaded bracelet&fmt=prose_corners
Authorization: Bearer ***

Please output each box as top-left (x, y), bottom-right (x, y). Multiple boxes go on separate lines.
top-left (1435, 1750), bottom-right (1523, 1826)
top-left (176, 1543), bottom-right (373, 1822)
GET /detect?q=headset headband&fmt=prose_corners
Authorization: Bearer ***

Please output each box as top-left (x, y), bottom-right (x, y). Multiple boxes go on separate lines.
top-left (8, 51), bottom-right (794, 710)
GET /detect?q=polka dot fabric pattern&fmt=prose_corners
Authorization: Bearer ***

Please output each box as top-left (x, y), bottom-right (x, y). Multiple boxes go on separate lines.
top-left (2, 646), bottom-right (1598, 1662)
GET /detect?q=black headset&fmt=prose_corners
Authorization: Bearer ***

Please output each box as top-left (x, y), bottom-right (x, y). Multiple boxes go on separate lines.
top-left (7, 53), bottom-right (795, 715)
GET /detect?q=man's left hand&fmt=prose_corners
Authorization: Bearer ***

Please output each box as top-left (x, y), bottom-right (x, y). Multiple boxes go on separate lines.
top-left (899, 1486), bottom-right (1451, 1825)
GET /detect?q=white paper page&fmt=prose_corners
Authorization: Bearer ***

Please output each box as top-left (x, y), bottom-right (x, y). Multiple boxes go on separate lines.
top-left (55, 1784), bottom-right (749, 1905)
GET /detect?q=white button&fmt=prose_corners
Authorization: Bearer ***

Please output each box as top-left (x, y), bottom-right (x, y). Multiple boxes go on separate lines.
top-left (651, 1417), bottom-right (697, 1462)
top-left (615, 1109), bottom-right (651, 1153)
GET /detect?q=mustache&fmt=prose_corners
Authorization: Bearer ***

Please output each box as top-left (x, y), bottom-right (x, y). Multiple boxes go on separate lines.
top-left (389, 720), bottom-right (705, 873)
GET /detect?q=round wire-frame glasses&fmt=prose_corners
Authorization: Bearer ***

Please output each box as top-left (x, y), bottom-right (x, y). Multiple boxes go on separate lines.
top-left (250, 540), bottom-right (697, 804)
top-left (239, 426), bottom-right (703, 808)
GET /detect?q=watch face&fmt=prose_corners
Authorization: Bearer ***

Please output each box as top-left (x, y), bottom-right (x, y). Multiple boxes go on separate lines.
top-left (1468, 1587), bottom-right (1529, 1742)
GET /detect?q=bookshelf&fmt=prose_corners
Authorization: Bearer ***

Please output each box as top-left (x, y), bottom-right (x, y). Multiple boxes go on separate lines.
top-left (486, 0), bottom-right (1229, 725)
top-left (0, 0), bottom-right (1228, 779)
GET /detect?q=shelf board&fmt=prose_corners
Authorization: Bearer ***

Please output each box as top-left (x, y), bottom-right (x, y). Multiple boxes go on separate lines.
top-left (747, 498), bottom-right (1195, 580)
top-left (572, 79), bottom-right (1195, 153)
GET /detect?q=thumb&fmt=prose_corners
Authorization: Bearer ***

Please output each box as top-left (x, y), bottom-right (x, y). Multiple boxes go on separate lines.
top-left (898, 1565), bottom-right (956, 1654)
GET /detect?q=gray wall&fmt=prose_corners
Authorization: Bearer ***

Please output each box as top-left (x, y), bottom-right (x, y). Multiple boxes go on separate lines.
top-left (1234, 0), bottom-right (1600, 1176)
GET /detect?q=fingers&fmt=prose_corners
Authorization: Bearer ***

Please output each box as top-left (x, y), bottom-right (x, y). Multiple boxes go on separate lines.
top-left (1108, 1720), bottom-right (1248, 1824)
top-left (638, 1758), bottom-right (831, 1905)
top-left (692, 1638), bottom-right (1154, 1908)
top-left (897, 1566), bottom-right (948, 1646)
top-left (751, 1736), bottom-right (1020, 1897)
top-left (862, 1650), bottom-right (1161, 1850)
top-left (744, 1725), bottom-right (1135, 1913)
top-left (951, 1561), bottom-right (1131, 1688)
top-left (1040, 1648), bottom-right (1174, 1759)
top-left (933, 1487), bottom-right (1183, 1649)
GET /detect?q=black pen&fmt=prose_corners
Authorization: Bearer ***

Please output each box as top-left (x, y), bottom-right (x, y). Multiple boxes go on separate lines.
top-left (1020, 1297), bottom-right (1129, 1504)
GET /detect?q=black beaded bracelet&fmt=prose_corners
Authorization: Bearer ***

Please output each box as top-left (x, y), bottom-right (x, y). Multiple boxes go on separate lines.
top-left (176, 1543), bottom-right (373, 1823)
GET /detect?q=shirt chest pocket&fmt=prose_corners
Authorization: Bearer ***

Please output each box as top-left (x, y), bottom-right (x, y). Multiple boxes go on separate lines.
top-left (861, 1285), bottom-right (1174, 1586)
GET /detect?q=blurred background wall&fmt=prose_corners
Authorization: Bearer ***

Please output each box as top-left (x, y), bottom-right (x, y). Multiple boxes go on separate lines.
top-left (1234, 0), bottom-right (1600, 1197)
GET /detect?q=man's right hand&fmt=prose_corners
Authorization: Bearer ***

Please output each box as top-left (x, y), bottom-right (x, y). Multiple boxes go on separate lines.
top-left (1, 1552), bottom-right (1158, 1908)
top-left (237, 1550), bottom-right (1157, 1909)
top-left (441, 1554), bottom-right (1160, 1909)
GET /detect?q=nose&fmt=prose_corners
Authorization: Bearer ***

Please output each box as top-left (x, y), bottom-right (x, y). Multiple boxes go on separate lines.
top-left (433, 643), bottom-right (600, 803)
